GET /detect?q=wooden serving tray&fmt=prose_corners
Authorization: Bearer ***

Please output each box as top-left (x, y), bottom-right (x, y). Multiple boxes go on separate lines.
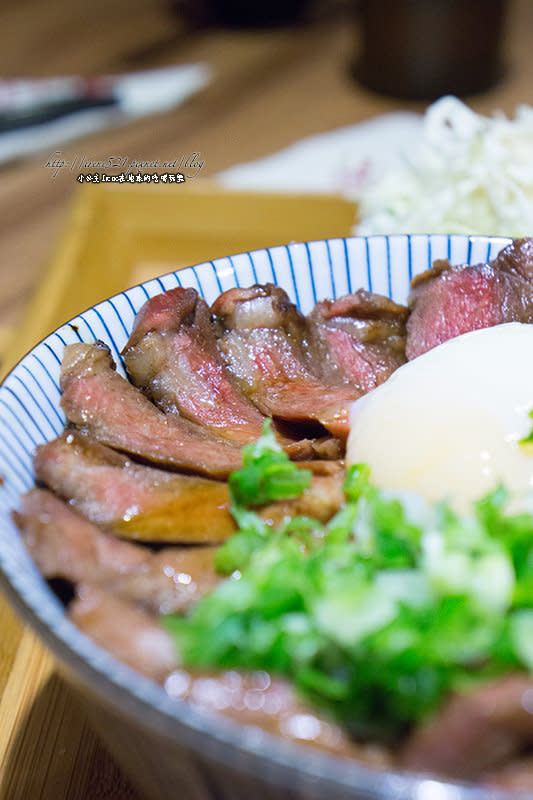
top-left (0, 183), bottom-right (356, 799)
top-left (2, 182), bottom-right (357, 375)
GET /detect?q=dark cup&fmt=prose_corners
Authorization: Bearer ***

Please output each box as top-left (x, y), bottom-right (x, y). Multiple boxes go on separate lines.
top-left (170, 0), bottom-right (311, 28)
top-left (353, 0), bottom-right (508, 100)
top-left (207, 0), bottom-right (310, 27)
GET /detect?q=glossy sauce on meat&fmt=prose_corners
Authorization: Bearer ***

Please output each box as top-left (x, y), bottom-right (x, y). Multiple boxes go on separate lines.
top-left (122, 287), bottom-right (267, 444)
top-left (213, 285), bottom-right (360, 440)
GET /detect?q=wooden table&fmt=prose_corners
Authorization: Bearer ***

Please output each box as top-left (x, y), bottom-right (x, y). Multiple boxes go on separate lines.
top-left (0, 0), bottom-right (532, 796)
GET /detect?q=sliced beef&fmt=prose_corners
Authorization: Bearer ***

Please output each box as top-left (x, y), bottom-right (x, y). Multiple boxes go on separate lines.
top-left (295, 459), bottom-right (345, 477)
top-left (492, 237), bottom-right (533, 282)
top-left (70, 584), bottom-right (178, 684)
top-left (121, 287), bottom-right (324, 461)
top-left (69, 584), bottom-right (390, 766)
top-left (401, 674), bottom-right (533, 780)
top-left (33, 433), bottom-right (345, 542)
top-left (212, 285), bottom-right (359, 440)
top-left (309, 289), bottom-right (408, 392)
top-left (14, 489), bottom-right (220, 614)
top-left (165, 668), bottom-right (390, 765)
top-left (260, 470), bottom-right (345, 527)
top-left (406, 238), bottom-right (533, 359)
top-left (122, 287), bottom-right (266, 445)
top-left (60, 342), bottom-right (242, 479)
top-left (111, 545), bottom-right (220, 615)
top-left (485, 756), bottom-right (533, 791)
top-left (34, 432), bottom-right (235, 544)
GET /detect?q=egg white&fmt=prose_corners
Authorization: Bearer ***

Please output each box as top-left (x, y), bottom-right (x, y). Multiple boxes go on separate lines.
top-left (347, 323), bottom-right (533, 512)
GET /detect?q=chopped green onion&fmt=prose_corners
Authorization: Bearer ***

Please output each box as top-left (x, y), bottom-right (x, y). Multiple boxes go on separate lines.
top-left (164, 422), bottom-right (533, 742)
top-left (228, 419), bottom-right (311, 507)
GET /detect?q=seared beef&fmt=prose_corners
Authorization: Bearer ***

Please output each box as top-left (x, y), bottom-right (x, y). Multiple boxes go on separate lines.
top-left (14, 490), bottom-right (220, 614)
top-left (110, 545), bottom-right (220, 615)
top-left (492, 237), bottom-right (533, 282)
top-left (16, 488), bottom-right (145, 577)
top-left (60, 342), bottom-right (242, 478)
top-left (34, 433), bottom-right (345, 541)
top-left (401, 674), bottom-right (533, 780)
top-left (121, 287), bottom-right (324, 461)
top-left (122, 287), bottom-right (266, 445)
top-left (70, 584), bottom-right (178, 684)
top-left (34, 432), bottom-right (235, 544)
top-left (485, 756), bottom-right (533, 790)
top-left (70, 584), bottom-right (390, 765)
top-left (212, 285), bottom-right (359, 440)
top-left (260, 469), bottom-right (345, 526)
top-left (309, 289), bottom-right (408, 392)
top-left (406, 238), bottom-right (533, 359)
top-left (165, 668), bottom-right (390, 764)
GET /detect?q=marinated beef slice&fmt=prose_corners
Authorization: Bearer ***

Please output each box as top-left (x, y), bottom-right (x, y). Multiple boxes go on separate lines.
top-left (406, 238), bottom-right (533, 359)
top-left (70, 584), bottom-right (179, 684)
top-left (485, 756), bottom-right (533, 791)
top-left (70, 584), bottom-right (390, 766)
top-left (492, 237), bottom-right (533, 282)
top-left (165, 667), bottom-right (390, 765)
top-left (402, 674), bottom-right (533, 781)
top-left (212, 285), bottom-right (359, 440)
top-left (14, 490), bottom-right (220, 614)
top-left (34, 433), bottom-right (345, 541)
top-left (122, 287), bottom-right (266, 445)
top-left (309, 289), bottom-right (408, 392)
top-left (60, 342), bottom-right (242, 478)
top-left (34, 432), bottom-right (235, 544)
top-left (259, 470), bottom-right (345, 526)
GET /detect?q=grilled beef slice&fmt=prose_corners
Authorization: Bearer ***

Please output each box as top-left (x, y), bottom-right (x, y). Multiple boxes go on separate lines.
top-left (14, 489), bottom-right (220, 614)
top-left (485, 756), bottom-right (533, 791)
top-left (70, 584), bottom-right (179, 684)
top-left (34, 433), bottom-right (345, 542)
top-left (212, 285), bottom-right (359, 440)
top-left (406, 238), bottom-right (533, 359)
top-left (122, 287), bottom-right (267, 445)
top-left (70, 584), bottom-right (390, 766)
top-left (492, 237), bottom-right (533, 281)
top-left (309, 289), bottom-right (408, 392)
top-left (401, 674), bottom-right (533, 780)
top-left (60, 342), bottom-right (242, 478)
top-left (165, 668), bottom-right (390, 765)
top-left (34, 432), bottom-right (235, 544)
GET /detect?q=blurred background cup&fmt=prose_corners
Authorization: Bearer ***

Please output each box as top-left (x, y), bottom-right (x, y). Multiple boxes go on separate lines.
top-left (353, 0), bottom-right (509, 100)
top-left (171, 0), bottom-right (312, 27)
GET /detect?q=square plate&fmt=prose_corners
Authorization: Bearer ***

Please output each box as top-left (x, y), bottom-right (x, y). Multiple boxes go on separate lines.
top-left (1, 182), bottom-right (356, 376)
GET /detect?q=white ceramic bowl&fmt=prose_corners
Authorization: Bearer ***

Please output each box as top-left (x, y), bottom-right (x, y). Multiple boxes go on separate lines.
top-left (0, 234), bottom-right (516, 800)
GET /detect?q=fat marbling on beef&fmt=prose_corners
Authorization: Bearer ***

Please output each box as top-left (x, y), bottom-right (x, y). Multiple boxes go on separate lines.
top-left (14, 489), bottom-right (221, 614)
top-left (406, 238), bottom-right (533, 359)
top-left (121, 285), bottom-right (330, 461)
top-left (212, 284), bottom-right (360, 440)
top-left (402, 673), bottom-right (533, 781)
top-left (60, 341), bottom-right (242, 478)
top-left (309, 289), bottom-right (408, 392)
top-left (33, 433), bottom-right (346, 544)
top-left (122, 287), bottom-right (267, 445)
top-left (34, 432), bottom-right (236, 544)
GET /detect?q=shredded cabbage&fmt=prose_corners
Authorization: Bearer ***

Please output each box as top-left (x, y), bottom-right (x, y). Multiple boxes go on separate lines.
top-left (351, 96), bottom-right (533, 237)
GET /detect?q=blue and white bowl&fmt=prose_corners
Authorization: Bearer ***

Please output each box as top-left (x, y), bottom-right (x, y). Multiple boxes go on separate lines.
top-left (0, 235), bottom-right (515, 800)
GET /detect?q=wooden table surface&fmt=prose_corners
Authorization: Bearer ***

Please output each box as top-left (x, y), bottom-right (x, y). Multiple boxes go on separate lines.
top-left (1, 0), bottom-right (532, 797)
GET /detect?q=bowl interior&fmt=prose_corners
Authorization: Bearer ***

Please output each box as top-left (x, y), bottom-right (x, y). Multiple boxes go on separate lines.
top-left (0, 234), bottom-right (512, 798)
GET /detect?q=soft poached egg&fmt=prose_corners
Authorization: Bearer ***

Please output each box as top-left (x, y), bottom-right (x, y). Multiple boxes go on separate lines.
top-left (347, 323), bottom-right (533, 512)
